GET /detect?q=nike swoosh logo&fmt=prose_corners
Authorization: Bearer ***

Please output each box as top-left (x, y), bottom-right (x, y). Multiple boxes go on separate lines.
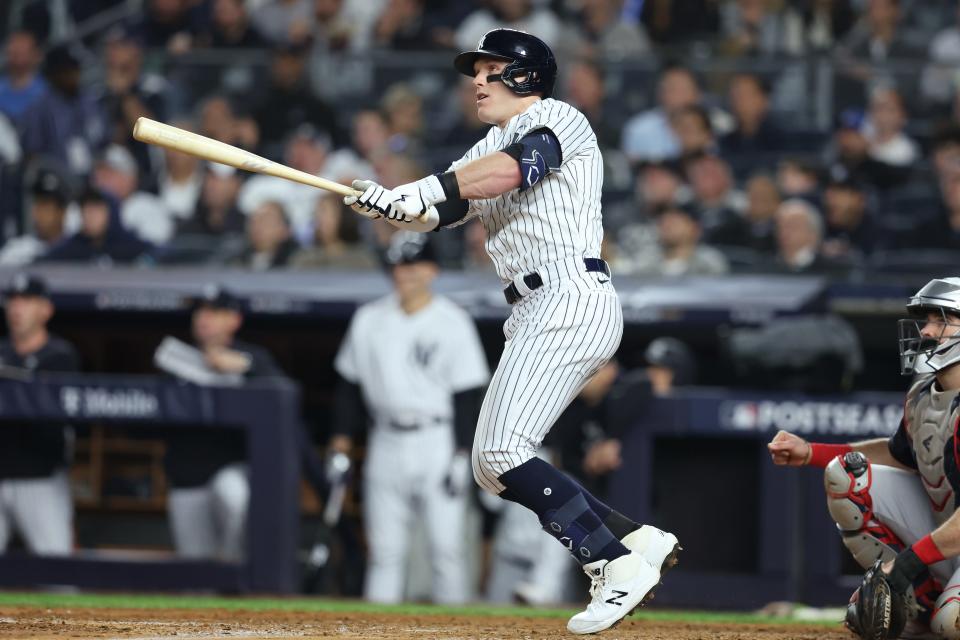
top-left (597, 278), bottom-right (610, 284)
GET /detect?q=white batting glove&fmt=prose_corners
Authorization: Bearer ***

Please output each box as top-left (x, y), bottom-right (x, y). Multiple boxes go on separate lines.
top-left (344, 180), bottom-right (393, 219)
top-left (391, 175), bottom-right (448, 218)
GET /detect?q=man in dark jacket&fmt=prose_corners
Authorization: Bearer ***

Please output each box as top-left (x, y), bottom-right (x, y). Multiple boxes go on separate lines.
top-left (42, 186), bottom-right (153, 265)
top-left (0, 273), bottom-right (79, 555)
top-left (155, 285), bottom-right (282, 561)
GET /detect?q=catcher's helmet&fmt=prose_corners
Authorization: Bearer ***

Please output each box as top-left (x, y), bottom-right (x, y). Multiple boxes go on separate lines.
top-left (454, 29), bottom-right (557, 97)
top-left (898, 277), bottom-right (960, 375)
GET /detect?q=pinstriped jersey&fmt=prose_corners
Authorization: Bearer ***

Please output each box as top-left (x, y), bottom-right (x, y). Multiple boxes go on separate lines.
top-left (444, 98), bottom-right (604, 284)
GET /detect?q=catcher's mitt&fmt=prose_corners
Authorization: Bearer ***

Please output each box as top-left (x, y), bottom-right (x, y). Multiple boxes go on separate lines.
top-left (845, 558), bottom-right (913, 640)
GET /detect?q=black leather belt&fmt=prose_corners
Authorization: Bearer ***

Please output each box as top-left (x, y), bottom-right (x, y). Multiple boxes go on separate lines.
top-left (503, 258), bottom-right (610, 305)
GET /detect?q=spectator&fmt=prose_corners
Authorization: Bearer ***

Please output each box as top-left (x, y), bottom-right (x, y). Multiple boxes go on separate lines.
top-left (921, 4), bottom-right (960, 108)
top-left (821, 177), bottom-right (879, 259)
top-left (252, 0), bottom-right (313, 45)
top-left (96, 32), bottom-right (169, 184)
top-left (720, 73), bottom-right (783, 156)
top-left (563, 59), bottom-right (622, 151)
top-left (639, 0), bottom-right (720, 46)
top-left (352, 109), bottom-right (392, 164)
top-left (719, 0), bottom-right (805, 57)
top-left (239, 124), bottom-right (353, 238)
top-left (92, 145), bottom-right (174, 245)
top-left (863, 86), bottom-right (919, 170)
top-left (252, 42), bottom-right (341, 160)
top-left (228, 200), bottom-right (299, 270)
top-left (932, 125), bottom-right (960, 183)
top-left (741, 172), bottom-right (780, 254)
top-left (670, 105), bottom-right (716, 158)
top-left (176, 163), bottom-right (246, 243)
top-left (198, 95), bottom-right (257, 151)
top-left (0, 31), bottom-right (47, 122)
top-left (197, 0), bottom-right (268, 49)
top-left (776, 157), bottom-right (821, 205)
top-left (436, 77), bottom-right (489, 155)
top-left (155, 285), bottom-right (284, 562)
top-left (796, 0), bottom-right (856, 52)
top-left (372, 0), bottom-right (438, 50)
top-left (614, 203), bottom-right (729, 277)
top-left (637, 161), bottom-right (690, 216)
top-left (159, 124), bottom-right (204, 222)
top-left (127, 0), bottom-right (200, 52)
top-left (455, 0), bottom-right (563, 52)
top-left (43, 186), bottom-right (153, 265)
top-left (19, 45), bottom-right (110, 179)
top-left (381, 84), bottom-right (425, 155)
top-left (0, 273), bottom-right (79, 556)
top-left (837, 0), bottom-right (920, 61)
top-left (564, 0), bottom-right (651, 61)
top-left (834, 0), bottom-right (922, 110)
top-left (621, 65), bottom-right (714, 163)
top-left (907, 172), bottom-right (960, 251)
top-left (0, 169), bottom-right (71, 265)
top-left (685, 153), bottom-right (749, 245)
top-left (772, 198), bottom-right (840, 274)
top-left (462, 218), bottom-right (495, 272)
top-left (291, 194), bottom-right (377, 269)
top-left (824, 108), bottom-right (907, 189)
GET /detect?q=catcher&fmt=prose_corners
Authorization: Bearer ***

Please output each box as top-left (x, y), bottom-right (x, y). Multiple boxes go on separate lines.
top-left (769, 276), bottom-right (960, 640)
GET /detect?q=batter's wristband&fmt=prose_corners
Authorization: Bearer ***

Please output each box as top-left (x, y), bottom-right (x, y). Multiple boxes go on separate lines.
top-left (913, 535), bottom-right (946, 565)
top-left (437, 171), bottom-right (461, 201)
top-left (808, 443), bottom-right (853, 468)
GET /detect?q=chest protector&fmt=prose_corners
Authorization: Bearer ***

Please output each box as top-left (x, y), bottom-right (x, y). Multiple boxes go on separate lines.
top-left (905, 376), bottom-right (960, 525)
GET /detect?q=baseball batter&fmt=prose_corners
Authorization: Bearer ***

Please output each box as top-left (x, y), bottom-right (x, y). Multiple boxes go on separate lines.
top-left (343, 29), bottom-right (680, 634)
top-left (332, 232), bottom-right (489, 603)
top-left (769, 277), bottom-right (960, 640)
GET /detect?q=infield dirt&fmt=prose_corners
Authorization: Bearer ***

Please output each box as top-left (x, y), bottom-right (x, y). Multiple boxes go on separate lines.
top-left (0, 606), bottom-right (852, 639)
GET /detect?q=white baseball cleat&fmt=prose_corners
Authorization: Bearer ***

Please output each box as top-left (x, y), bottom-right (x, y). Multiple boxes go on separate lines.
top-left (621, 525), bottom-right (682, 576)
top-left (566, 552), bottom-right (661, 635)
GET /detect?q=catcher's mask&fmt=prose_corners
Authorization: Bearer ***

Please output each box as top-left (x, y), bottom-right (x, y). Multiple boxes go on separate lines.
top-left (898, 277), bottom-right (960, 376)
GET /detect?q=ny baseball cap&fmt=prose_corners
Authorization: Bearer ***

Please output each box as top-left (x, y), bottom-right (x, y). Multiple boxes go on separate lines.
top-left (192, 284), bottom-right (243, 312)
top-left (383, 231), bottom-right (437, 266)
top-left (30, 169), bottom-right (69, 206)
top-left (3, 273), bottom-right (50, 299)
top-left (644, 337), bottom-right (697, 385)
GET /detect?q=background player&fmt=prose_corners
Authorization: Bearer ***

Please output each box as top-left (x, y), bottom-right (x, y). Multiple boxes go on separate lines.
top-left (343, 29), bottom-right (679, 634)
top-left (0, 273), bottom-right (79, 555)
top-left (155, 285), bottom-right (284, 562)
top-left (331, 231), bottom-right (489, 604)
top-left (768, 277), bottom-right (960, 639)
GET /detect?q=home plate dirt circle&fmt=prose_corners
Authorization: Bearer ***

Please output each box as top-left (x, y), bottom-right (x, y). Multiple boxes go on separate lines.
top-left (0, 607), bottom-right (853, 639)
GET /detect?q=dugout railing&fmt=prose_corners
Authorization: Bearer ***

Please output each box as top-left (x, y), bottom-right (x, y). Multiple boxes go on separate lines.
top-left (0, 373), bottom-right (302, 593)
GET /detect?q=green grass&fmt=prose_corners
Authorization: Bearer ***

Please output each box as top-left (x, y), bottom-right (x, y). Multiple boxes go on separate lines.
top-left (0, 591), bottom-right (838, 626)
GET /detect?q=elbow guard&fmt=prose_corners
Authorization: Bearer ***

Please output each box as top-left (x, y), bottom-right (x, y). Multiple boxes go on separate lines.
top-left (502, 128), bottom-right (562, 191)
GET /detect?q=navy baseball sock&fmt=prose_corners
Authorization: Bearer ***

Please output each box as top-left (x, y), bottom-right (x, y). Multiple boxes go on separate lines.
top-left (498, 458), bottom-right (629, 565)
top-left (567, 476), bottom-right (641, 539)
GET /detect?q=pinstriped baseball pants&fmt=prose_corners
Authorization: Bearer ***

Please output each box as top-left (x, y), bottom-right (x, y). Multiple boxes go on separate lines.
top-left (472, 258), bottom-right (624, 495)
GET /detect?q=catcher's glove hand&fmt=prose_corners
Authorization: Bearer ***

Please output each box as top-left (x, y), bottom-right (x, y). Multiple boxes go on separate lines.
top-left (846, 548), bottom-right (928, 640)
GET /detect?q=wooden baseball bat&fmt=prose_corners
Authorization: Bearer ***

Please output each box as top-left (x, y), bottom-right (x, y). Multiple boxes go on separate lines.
top-left (132, 117), bottom-right (359, 197)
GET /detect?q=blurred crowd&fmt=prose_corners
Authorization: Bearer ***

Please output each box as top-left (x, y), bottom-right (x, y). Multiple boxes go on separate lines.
top-left (1, 0), bottom-right (960, 278)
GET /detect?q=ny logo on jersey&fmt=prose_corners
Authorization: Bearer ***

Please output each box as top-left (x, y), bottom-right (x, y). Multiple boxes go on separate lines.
top-left (412, 341), bottom-right (438, 369)
top-left (522, 148), bottom-right (542, 186)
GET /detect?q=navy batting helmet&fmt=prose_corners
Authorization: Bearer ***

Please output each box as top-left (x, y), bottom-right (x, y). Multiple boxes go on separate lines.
top-left (454, 29), bottom-right (557, 97)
